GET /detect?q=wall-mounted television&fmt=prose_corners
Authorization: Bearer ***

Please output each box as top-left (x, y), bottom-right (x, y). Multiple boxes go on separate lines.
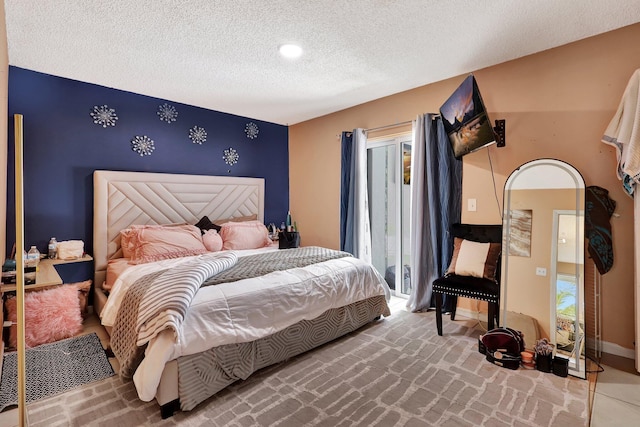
top-left (439, 74), bottom-right (497, 158)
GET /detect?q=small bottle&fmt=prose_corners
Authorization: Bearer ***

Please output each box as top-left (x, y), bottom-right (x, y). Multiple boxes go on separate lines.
top-left (280, 221), bottom-right (286, 232)
top-left (24, 248), bottom-right (36, 284)
top-left (48, 237), bottom-right (58, 259)
top-left (293, 221), bottom-right (298, 232)
top-left (286, 211), bottom-right (293, 232)
top-left (27, 245), bottom-right (40, 268)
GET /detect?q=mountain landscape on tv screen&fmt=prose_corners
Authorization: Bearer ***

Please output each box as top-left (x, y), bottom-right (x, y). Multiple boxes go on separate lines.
top-left (439, 75), bottom-right (496, 157)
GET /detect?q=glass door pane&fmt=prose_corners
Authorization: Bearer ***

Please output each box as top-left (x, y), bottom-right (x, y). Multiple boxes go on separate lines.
top-left (367, 136), bottom-right (411, 298)
top-left (401, 143), bottom-right (412, 295)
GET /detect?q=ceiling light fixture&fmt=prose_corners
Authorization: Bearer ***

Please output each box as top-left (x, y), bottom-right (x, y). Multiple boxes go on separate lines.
top-left (279, 44), bottom-right (303, 59)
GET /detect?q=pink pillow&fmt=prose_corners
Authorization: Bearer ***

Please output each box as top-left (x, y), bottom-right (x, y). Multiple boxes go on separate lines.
top-left (213, 214), bottom-right (258, 225)
top-left (220, 220), bottom-right (271, 250)
top-left (202, 229), bottom-right (223, 252)
top-left (121, 223), bottom-right (195, 258)
top-left (128, 224), bottom-right (207, 264)
top-left (104, 258), bottom-right (132, 291)
top-left (5, 285), bottom-right (83, 348)
top-left (120, 228), bottom-right (135, 258)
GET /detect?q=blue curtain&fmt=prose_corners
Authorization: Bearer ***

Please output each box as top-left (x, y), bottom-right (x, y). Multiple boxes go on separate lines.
top-left (407, 114), bottom-right (462, 312)
top-left (339, 129), bottom-right (371, 262)
top-left (428, 115), bottom-right (462, 311)
top-left (340, 131), bottom-right (353, 252)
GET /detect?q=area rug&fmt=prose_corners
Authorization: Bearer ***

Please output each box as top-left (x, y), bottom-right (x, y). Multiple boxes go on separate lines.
top-left (0, 332), bottom-right (114, 411)
top-left (25, 311), bottom-right (589, 426)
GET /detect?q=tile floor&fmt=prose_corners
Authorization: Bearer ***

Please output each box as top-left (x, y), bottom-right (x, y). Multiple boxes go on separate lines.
top-left (589, 354), bottom-right (640, 426)
top-left (1, 296), bottom-right (638, 426)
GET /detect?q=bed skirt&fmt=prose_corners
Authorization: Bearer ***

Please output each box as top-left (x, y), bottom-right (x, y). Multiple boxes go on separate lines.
top-left (176, 294), bottom-right (390, 411)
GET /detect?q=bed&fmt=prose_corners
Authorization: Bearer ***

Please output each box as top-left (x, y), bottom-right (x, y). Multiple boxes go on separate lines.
top-left (92, 170), bottom-right (391, 417)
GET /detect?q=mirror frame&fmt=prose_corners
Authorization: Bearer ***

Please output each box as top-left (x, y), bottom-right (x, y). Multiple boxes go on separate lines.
top-left (501, 158), bottom-right (586, 379)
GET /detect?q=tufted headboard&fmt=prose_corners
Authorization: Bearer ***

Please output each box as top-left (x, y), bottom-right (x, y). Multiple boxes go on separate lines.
top-left (93, 170), bottom-right (264, 288)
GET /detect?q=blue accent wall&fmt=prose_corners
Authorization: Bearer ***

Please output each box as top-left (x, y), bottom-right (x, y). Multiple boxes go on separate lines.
top-left (7, 66), bottom-right (289, 257)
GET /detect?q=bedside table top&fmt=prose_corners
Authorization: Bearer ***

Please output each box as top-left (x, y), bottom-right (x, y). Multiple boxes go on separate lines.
top-left (1, 255), bottom-right (93, 292)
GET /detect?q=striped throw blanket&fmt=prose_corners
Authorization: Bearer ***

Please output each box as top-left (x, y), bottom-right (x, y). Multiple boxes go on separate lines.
top-left (111, 252), bottom-right (238, 378)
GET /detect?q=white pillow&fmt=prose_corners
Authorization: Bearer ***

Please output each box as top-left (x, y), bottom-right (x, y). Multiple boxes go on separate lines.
top-left (454, 240), bottom-right (491, 278)
top-left (446, 237), bottom-right (501, 281)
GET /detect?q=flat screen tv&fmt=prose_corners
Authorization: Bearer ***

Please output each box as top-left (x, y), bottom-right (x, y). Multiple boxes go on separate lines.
top-left (439, 74), bottom-right (497, 158)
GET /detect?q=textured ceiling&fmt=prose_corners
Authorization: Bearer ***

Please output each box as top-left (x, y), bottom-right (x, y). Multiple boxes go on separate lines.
top-left (5, 1), bottom-right (640, 125)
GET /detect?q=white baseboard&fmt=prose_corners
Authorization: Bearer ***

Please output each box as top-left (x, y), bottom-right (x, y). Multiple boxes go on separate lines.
top-left (601, 341), bottom-right (635, 359)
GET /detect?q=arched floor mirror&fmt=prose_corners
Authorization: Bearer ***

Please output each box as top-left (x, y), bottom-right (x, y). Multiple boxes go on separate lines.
top-left (501, 158), bottom-right (586, 379)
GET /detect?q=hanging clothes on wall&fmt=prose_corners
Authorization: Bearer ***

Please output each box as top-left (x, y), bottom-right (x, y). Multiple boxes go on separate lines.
top-left (601, 67), bottom-right (640, 374)
top-left (585, 186), bottom-right (616, 275)
top-left (602, 68), bottom-right (640, 197)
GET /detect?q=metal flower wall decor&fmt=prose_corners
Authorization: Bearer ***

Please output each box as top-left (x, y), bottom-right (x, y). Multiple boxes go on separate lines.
top-left (189, 126), bottom-right (207, 145)
top-left (223, 147), bottom-right (239, 165)
top-left (157, 103), bottom-right (178, 123)
top-left (89, 100), bottom-right (265, 164)
top-left (245, 122), bottom-right (259, 139)
top-left (131, 135), bottom-right (155, 156)
top-left (90, 105), bottom-right (118, 128)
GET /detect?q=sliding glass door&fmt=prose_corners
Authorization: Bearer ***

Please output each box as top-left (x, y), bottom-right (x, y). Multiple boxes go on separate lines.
top-left (367, 135), bottom-right (412, 298)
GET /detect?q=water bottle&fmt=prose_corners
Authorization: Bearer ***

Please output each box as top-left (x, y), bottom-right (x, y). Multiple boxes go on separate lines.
top-left (27, 245), bottom-right (40, 268)
top-left (48, 237), bottom-right (57, 259)
top-left (24, 248), bottom-right (36, 284)
top-left (286, 211), bottom-right (292, 232)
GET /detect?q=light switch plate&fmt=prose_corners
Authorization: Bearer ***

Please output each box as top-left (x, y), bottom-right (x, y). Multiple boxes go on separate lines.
top-left (468, 198), bottom-right (477, 212)
top-left (536, 267), bottom-right (547, 276)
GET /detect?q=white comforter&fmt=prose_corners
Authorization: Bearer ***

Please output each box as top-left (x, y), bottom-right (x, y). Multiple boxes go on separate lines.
top-left (101, 248), bottom-right (391, 401)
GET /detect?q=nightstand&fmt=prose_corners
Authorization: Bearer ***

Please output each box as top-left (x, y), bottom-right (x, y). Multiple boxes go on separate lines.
top-left (0, 255), bottom-right (93, 293)
top-left (1, 255), bottom-right (94, 352)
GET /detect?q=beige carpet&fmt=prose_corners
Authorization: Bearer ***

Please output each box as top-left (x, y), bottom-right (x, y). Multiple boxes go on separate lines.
top-left (25, 310), bottom-right (589, 427)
